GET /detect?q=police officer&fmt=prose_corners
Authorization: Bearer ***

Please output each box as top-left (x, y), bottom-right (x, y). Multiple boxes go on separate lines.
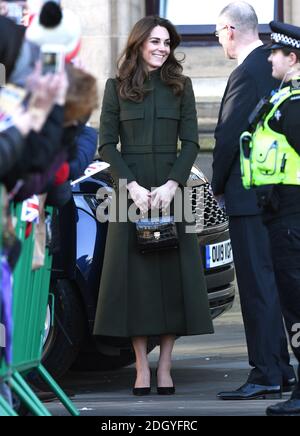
top-left (240, 21), bottom-right (300, 416)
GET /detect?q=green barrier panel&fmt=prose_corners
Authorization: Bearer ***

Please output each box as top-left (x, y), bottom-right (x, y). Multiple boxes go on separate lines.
top-left (1, 202), bottom-right (79, 417)
top-left (0, 204), bottom-right (46, 417)
top-left (0, 395), bottom-right (17, 417)
top-left (0, 356), bottom-right (8, 380)
top-left (12, 207), bottom-right (54, 373)
top-left (12, 213), bottom-right (37, 371)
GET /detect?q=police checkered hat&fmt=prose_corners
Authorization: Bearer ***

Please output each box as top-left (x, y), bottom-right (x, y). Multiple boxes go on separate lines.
top-left (269, 21), bottom-right (300, 50)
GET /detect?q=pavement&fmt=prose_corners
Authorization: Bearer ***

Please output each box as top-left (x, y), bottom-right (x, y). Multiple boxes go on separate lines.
top-left (46, 295), bottom-right (296, 417)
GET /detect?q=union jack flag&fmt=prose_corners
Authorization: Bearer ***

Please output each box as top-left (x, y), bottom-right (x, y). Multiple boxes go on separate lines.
top-left (21, 195), bottom-right (40, 223)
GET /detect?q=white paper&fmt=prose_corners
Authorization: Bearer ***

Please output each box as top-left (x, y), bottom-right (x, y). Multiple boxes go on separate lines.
top-left (71, 161), bottom-right (111, 186)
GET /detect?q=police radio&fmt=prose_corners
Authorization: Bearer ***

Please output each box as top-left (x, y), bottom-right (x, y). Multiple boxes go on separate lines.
top-left (248, 97), bottom-right (274, 133)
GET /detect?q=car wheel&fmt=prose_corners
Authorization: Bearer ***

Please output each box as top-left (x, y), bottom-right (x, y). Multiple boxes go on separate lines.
top-left (27, 279), bottom-right (85, 389)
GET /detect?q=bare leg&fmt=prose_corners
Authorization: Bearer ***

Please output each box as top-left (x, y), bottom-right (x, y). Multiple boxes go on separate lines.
top-left (157, 335), bottom-right (176, 387)
top-left (132, 336), bottom-right (151, 388)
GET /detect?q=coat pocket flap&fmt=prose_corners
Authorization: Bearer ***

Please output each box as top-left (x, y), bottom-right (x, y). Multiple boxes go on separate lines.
top-left (156, 108), bottom-right (180, 120)
top-left (120, 109), bottom-right (145, 121)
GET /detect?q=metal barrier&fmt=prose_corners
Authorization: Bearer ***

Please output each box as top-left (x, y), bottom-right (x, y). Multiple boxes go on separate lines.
top-left (0, 199), bottom-right (79, 416)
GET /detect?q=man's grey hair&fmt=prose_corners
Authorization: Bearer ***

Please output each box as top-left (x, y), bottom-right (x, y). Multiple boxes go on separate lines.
top-left (219, 1), bottom-right (259, 35)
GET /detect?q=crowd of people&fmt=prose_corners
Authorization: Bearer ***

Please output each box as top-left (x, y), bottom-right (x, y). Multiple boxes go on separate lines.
top-left (0, 0), bottom-right (99, 407)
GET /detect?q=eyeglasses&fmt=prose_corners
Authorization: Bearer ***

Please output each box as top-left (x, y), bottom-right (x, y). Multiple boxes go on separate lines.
top-left (215, 25), bottom-right (236, 38)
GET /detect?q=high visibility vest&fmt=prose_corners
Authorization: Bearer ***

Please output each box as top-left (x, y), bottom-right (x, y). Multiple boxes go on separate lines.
top-left (240, 84), bottom-right (300, 189)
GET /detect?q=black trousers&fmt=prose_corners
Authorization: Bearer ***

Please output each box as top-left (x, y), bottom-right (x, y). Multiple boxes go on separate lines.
top-left (266, 215), bottom-right (300, 393)
top-left (229, 215), bottom-right (295, 386)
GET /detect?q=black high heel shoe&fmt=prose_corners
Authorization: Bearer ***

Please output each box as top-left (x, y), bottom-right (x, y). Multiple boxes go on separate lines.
top-left (156, 369), bottom-right (176, 396)
top-left (132, 370), bottom-right (152, 396)
top-left (133, 387), bottom-right (151, 396)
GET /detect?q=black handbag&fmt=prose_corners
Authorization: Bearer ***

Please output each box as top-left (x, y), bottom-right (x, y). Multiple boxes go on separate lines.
top-left (136, 216), bottom-right (179, 254)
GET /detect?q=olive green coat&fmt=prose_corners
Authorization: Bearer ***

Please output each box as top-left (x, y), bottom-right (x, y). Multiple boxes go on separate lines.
top-left (93, 70), bottom-right (214, 338)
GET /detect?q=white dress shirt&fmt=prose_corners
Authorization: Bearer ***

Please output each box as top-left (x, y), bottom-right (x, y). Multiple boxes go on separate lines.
top-left (238, 40), bottom-right (264, 66)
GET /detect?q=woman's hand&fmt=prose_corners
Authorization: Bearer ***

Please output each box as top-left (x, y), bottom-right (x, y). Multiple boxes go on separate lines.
top-left (150, 180), bottom-right (179, 211)
top-left (12, 106), bottom-right (32, 137)
top-left (11, 71), bottom-right (69, 136)
top-left (26, 71), bottom-right (68, 132)
top-left (27, 63), bottom-right (69, 107)
top-left (53, 70), bottom-right (69, 106)
top-left (127, 181), bottom-right (151, 215)
top-left (214, 194), bottom-right (225, 209)
top-left (0, 1), bottom-right (9, 16)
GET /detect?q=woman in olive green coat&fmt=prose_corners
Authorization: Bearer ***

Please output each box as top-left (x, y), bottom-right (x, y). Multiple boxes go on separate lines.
top-left (94, 16), bottom-right (213, 395)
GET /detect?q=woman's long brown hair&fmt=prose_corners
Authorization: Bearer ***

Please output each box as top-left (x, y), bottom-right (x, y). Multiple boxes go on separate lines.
top-left (117, 16), bottom-right (185, 102)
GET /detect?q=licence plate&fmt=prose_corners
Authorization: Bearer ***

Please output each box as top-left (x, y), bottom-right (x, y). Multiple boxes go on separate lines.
top-left (205, 240), bottom-right (233, 269)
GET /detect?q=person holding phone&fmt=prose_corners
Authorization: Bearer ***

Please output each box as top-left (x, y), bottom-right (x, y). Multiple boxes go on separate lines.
top-left (94, 16), bottom-right (213, 396)
top-left (0, 15), bottom-right (67, 179)
top-left (0, 70), bottom-right (68, 180)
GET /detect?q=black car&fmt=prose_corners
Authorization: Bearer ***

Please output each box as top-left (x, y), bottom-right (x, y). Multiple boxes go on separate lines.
top-left (39, 161), bottom-right (235, 381)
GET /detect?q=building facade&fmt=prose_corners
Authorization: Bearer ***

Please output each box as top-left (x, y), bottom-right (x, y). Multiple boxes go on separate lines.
top-left (62, 0), bottom-right (300, 142)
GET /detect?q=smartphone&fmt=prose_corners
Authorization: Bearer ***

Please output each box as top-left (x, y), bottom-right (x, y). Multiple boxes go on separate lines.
top-left (6, 2), bottom-right (25, 25)
top-left (40, 44), bottom-right (66, 75)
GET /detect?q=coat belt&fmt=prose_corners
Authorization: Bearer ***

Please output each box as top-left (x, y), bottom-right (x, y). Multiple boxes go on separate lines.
top-left (121, 145), bottom-right (177, 154)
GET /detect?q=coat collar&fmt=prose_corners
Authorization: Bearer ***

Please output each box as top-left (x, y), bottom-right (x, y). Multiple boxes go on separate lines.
top-left (238, 40), bottom-right (264, 66)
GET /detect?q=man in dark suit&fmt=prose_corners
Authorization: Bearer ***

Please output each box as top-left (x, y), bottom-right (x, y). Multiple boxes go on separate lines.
top-left (212, 1), bottom-right (296, 400)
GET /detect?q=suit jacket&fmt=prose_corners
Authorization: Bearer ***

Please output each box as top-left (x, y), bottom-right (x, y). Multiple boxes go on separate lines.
top-left (212, 46), bottom-right (280, 216)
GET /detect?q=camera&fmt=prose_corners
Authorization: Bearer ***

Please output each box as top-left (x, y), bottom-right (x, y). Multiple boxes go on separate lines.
top-left (40, 44), bottom-right (66, 75)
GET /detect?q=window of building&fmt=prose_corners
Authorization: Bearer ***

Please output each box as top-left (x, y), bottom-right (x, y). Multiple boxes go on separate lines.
top-left (146, 0), bottom-right (284, 42)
